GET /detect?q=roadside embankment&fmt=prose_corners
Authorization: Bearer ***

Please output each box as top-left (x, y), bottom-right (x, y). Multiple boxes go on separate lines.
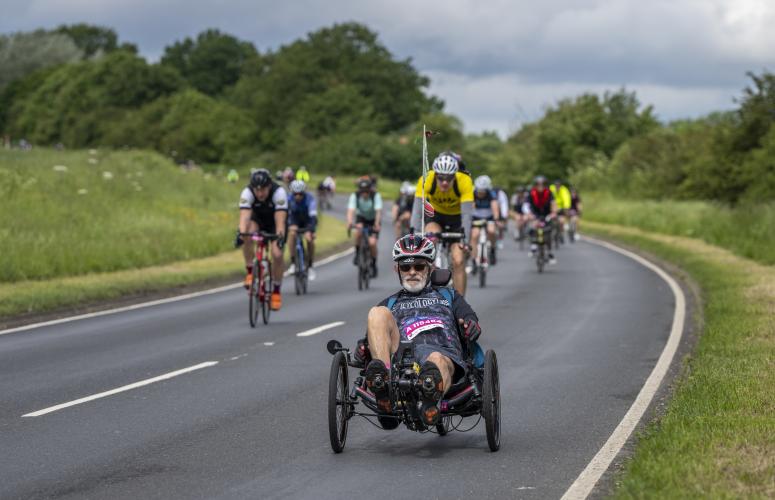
top-left (582, 221), bottom-right (774, 498)
top-left (0, 148), bottom-right (348, 324)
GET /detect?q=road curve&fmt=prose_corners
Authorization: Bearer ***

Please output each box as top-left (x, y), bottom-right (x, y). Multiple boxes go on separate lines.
top-left (0, 204), bottom-right (675, 499)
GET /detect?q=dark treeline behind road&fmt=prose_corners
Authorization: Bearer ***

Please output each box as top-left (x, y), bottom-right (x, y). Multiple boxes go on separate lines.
top-left (1, 22), bottom-right (773, 203)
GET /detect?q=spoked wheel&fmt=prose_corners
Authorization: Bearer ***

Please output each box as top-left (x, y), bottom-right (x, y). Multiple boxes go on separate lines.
top-left (295, 246), bottom-right (305, 295)
top-left (248, 259), bottom-right (260, 328)
top-left (295, 272), bottom-right (302, 296)
top-left (261, 260), bottom-right (272, 325)
top-left (328, 351), bottom-right (350, 453)
top-left (436, 416), bottom-right (451, 436)
top-left (537, 246), bottom-right (545, 273)
top-left (479, 262), bottom-right (487, 288)
top-left (482, 349), bottom-right (501, 452)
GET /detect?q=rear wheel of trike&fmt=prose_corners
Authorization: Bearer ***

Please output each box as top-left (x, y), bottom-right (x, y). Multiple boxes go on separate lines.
top-left (328, 351), bottom-right (350, 453)
top-left (482, 349), bottom-right (501, 451)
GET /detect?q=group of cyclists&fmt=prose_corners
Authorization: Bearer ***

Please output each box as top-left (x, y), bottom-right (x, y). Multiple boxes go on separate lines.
top-left (236, 151), bottom-right (582, 312)
top-left (235, 153), bottom-right (582, 433)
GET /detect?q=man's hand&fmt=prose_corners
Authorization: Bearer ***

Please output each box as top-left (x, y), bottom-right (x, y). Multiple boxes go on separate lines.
top-left (374, 221), bottom-right (381, 233)
top-left (457, 241), bottom-right (471, 254)
top-left (458, 318), bottom-right (481, 342)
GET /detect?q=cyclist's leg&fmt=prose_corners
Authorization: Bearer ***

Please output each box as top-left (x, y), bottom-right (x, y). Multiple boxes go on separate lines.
top-left (287, 224), bottom-right (299, 264)
top-left (470, 225), bottom-right (481, 261)
top-left (271, 239), bottom-right (284, 283)
top-left (450, 243), bottom-right (467, 296)
top-left (487, 220), bottom-right (497, 244)
top-left (242, 220), bottom-right (259, 266)
top-left (425, 351), bottom-right (454, 393)
top-left (305, 230), bottom-right (315, 267)
top-left (366, 306), bottom-right (400, 366)
top-left (368, 225), bottom-right (379, 259)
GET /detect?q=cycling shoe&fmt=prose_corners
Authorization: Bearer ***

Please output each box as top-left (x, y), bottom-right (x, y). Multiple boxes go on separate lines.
top-left (419, 361), bottom-right (444, 426)
top-left (365, 359), bottom-right (391, 414)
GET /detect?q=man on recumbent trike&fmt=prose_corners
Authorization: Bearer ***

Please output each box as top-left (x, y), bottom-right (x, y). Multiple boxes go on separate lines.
top-left (357, 234), bottom-right (483, 427)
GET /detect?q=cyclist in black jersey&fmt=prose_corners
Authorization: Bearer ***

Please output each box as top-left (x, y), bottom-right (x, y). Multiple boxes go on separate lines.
top-left (358, 234), bottom-right (482, 426)
top-left (392, 181), bottom-right (415, 239)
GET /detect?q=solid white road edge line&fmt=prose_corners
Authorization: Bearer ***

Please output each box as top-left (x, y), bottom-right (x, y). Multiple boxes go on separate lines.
top-left (560, 236), bottom-right (686, 500)
top-left (296, 321), bottom-right (346, 337)
top-left (22, 361), bottom-right (219, 417)
top-left (0, 247), bottom-right (355, 337)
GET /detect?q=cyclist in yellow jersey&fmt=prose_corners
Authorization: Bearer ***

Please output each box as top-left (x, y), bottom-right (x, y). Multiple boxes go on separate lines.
top-left (411, 153), bottom-right (474, 296)
top-left (550, 179), bottom-right (572, 242)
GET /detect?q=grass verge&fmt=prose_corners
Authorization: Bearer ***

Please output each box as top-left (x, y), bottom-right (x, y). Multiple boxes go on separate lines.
top-left (584, 193), bottom-right (775, 265)
top-left (0, 214), bottom-right (347, 322)
top-left (581, 221), bottom-right (774, 499)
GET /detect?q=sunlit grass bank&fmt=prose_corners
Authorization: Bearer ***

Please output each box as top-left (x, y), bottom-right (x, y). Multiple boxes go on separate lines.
top-left (584, 193), bottom-right (775, 265)
top-left (583, 222), bottom-right (775, 498)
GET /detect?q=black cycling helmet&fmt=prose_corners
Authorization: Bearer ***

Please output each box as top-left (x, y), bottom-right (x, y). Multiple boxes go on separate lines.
top-left (250, 169), bottom-right (272, 188)
top-left (553, 179), bottom-right (562, 185)
top-left (357, 176), bottom-right (372, 192)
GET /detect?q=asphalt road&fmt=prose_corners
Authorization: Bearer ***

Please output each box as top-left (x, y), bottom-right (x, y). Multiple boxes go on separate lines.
top-left (0, 198), bottom-right (675, 499)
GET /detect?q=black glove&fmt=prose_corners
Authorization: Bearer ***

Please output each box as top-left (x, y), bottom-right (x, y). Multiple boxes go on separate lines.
top-left (353, 337), bottom-right (371, 366)
top-left (459, 318), bottom-right (481, 343)
top-left (277, 235), bottom-right (286, 250)
top-left (234, 231), bottom-right (244, 248)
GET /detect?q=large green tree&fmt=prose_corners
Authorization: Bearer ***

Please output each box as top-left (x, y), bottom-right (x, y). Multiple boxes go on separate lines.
top-left (230, 22), bottom-right (440, 149)
top-left (0, 30), bottom-right (83, 89)
top-left (161, 29), bottom-right (257, 96)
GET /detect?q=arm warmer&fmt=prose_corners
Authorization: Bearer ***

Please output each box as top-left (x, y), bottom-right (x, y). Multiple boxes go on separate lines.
top-left (460, 201), bottom-right (472, 244)
top-left (410, 197), bottom-right (423, 232)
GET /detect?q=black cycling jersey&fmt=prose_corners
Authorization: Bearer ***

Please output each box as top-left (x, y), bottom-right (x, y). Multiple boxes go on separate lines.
top-left (378, 285), bottom-right (477, 369)
top-left (395, 194), bottom-right (414, 214)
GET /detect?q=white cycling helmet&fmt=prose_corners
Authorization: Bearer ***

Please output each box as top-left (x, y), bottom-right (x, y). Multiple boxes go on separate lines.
top-left (432, 154), bottom-right (458, 175)
top-left (474, 175), bottom-right (492, 191)
top-left (290, 180), bottom-right (306, 193)
top-left (400, 181), bottom-right (414, 195)
top-left (392, 234), bottom-right (436, 263)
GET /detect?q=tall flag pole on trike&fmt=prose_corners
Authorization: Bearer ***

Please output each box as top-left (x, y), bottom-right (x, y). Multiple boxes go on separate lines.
top-left (421, 124), bottom-right (429, 236)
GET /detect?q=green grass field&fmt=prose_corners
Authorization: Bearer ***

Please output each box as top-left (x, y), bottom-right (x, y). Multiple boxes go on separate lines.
top-left (0, 148), bottom-right (242, 281)
top-left (582, 222), bottom-right (775, 498)
top-left (0, 148), bottom-right (349, 320)
top-left (584, 193), bottom-right (775, 265)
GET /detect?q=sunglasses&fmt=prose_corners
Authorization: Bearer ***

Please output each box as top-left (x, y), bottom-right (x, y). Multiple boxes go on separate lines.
top-left (398, 263), bottom-right (429, 273)
top-left (437, 174), bottom-right (454, 183)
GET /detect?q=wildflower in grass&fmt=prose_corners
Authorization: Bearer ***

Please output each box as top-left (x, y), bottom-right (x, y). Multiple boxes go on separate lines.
top-left (89, 149), bottom-right (98, 155)
top-left (53, 165), bottom-right (68, 172)
top-left (88, 158), bottom-right (98, 165)
top-left (102, 171), bottom-right (113, 180)
top-left (78, 188), bottom-right (88, 195)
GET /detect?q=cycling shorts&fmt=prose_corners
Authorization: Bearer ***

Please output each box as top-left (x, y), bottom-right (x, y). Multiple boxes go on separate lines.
top-left (288, 213), bottom-right (314, 230)
top-left (427, 212), bottom-right (462, 232)
top-left (356, 216), bottom-right (380, 237)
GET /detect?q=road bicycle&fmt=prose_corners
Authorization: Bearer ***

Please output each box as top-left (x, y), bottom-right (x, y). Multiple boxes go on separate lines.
top-left (349, 225), bottom-right (376, 291)
top-left (471, 220), bottom-right (491, 288)
top-left (531, 218), bottom-right (552, 273)
top-left (568, 209), bottom-right (578, 243)
top-left (241, 231), bottom-right (279, 327)
top-left (292, 227), bottom-right (312, 296)
top-left (427, 229), bottom-right (464, 271)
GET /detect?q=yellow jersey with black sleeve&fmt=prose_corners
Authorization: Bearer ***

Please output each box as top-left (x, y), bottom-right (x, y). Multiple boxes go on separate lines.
top-left (550, 184), bottom-right (572, 210)
top-left (414, 171), bottom-right (474, 215)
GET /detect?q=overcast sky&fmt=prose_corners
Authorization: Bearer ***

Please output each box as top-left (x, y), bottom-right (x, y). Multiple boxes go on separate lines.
top-left (3, 0), bottom-right (774, 137)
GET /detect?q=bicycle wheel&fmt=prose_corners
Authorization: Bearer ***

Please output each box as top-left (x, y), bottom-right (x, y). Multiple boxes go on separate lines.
top-left (436, 416), bottom-right (451, 436)
top-left (261, 260), bottom-right (272, 325)
top-left (328, 351), bottom-right (349, 453)
top-left (482, 350), bottom-right (501, 452)
top-left (357, 248), bottom-right (364, 291)
top-left (537, 246), bottom-right (544, 273)
top-left (249, 258), bottom-right (260, 328)
top-left (295, 244), bottom-right (305, 295)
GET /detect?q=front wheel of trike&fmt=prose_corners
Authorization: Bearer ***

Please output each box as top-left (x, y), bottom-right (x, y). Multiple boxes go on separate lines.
top-left (482, 349), bottom-right (501, 451)
top-left (328, 351), bottom-right (350, 453)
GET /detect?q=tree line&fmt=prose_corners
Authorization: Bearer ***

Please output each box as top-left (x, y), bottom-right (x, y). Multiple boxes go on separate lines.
top-left (1, 22), bottom-right (772, 202)
top-left (0, 23), bottom-right (447, 180)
